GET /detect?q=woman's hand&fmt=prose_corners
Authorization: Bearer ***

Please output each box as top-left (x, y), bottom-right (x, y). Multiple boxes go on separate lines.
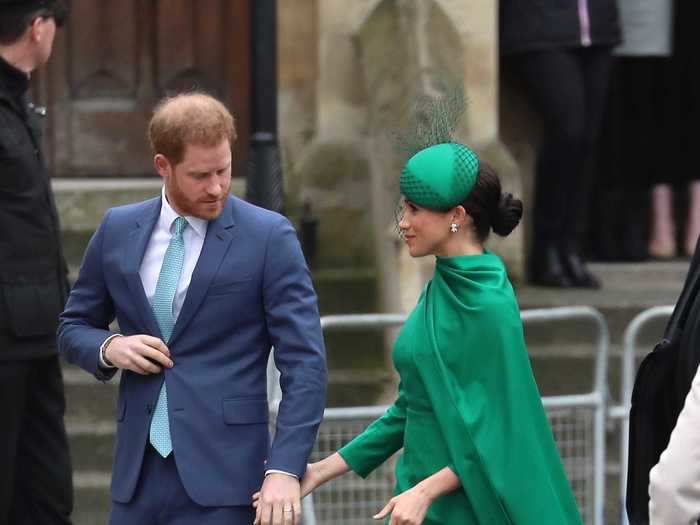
top-left (300, 462), bottom-right (323, 497)
top-left (373, 485), bottom-right (433, 525)
top-left (373, 466), bottom-right (460, 524)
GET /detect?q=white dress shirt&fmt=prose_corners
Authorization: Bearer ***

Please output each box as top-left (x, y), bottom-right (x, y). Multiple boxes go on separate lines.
top-left (139, 187), bottom-right (207, 318)
top-left (649, 364), bottom-right (700, 524)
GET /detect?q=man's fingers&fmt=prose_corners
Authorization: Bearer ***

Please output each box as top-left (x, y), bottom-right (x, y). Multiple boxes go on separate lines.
top-left (292, 501), bottom-right (302, 525)
top-left (272, 502), bottom-right (283, 525)
top-left (253, 502), bottom-right (262, 525)
top-left (107, 335), bottom-right (173, 372)
top-left (373, 500), bottom-right (394, 520)
top-left (138, 343), bottom-right (173, 368)
top-left (130, 354), bottom-right (161, 375)
top-left (260, 501), bottom-right (272, 525)
top-left (122, 356), bottom-right (150, 375)
top-left (281, 500), bottom-right (296, 525)
top-left (139, 335), bottom-right (170, 356)
top-left (283, 504), bottom-right (293, 525)
top-left (126, 363), bottom-right (149, 375)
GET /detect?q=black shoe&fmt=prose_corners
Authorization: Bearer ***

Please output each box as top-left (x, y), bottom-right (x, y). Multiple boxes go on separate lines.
top-left (530, 242), bottom-right (574, 288)
top-left (560, 249), bottom-right (601, 289)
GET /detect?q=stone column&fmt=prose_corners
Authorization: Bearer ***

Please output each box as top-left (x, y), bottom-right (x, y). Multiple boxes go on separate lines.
top-left (285, 0), bottom-right (376, 268)
top-left (436, 0), bottom-right (525, 278)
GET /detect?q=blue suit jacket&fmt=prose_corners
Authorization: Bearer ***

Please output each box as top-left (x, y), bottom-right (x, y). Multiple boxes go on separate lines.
top-left (58, 195), bottom-right (327, 506)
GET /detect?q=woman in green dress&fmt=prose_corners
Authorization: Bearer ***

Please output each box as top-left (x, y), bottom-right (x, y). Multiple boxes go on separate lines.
top-left (255, 142), bottom-right (583, 525)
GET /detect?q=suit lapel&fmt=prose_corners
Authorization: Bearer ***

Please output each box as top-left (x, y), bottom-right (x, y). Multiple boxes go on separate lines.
top-left (169, 198), bottom-right (237, 345)
top-left (123, 198), bottom-right (163, 339)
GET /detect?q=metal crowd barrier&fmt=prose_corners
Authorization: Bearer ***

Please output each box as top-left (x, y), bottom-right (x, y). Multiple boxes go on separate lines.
top-left (273, 307), bottom-right (609, 525)
top-left (609, 305), bottom-right (674, 525)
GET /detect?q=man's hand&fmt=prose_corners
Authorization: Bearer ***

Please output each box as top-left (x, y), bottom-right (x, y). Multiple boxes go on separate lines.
top-left (104, 335), bottom-right (172, 375)
top-left (253, 473), bottom-right (301, 525)
top-left (373, 485), bottom-right (433, 525)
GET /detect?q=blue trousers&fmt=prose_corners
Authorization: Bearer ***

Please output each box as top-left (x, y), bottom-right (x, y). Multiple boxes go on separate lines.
top-left (109, 445), bottom-right (254, 525)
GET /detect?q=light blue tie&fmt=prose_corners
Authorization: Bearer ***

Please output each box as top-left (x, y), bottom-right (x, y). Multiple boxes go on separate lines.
top-left (149, 216), bottom-right (188, 458)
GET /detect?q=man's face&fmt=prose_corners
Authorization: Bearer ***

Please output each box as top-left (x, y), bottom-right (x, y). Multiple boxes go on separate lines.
top-left (155, 139), bottom-right (232, 220)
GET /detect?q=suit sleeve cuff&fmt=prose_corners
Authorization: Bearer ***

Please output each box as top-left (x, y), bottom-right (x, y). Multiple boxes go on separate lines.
top-left (265, 470), bottom-right (298, 480)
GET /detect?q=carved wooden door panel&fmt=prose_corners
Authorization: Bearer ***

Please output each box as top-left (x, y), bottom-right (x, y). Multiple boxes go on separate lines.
top-left (42, 0), bottom-right (250, 178)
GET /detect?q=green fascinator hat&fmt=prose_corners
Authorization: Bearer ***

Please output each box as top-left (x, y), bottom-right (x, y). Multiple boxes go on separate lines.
top-left (400, 142), bottom-right (480, 210)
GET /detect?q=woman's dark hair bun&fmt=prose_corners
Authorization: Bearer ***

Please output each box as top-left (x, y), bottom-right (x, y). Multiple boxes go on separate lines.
top-left (462, 162), bottom-right (523, 241)
top-left (492, 192), bottom-right (523, 237)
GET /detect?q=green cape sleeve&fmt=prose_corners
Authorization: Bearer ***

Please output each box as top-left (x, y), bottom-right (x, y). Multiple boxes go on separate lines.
top-left (338, 382), bottom-right (406, 478)
top-left (411, 256), bottom-right (583, 524)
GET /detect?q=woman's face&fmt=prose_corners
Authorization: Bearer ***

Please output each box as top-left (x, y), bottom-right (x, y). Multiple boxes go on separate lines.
top-left (397, 199), bottom-right (452, 257)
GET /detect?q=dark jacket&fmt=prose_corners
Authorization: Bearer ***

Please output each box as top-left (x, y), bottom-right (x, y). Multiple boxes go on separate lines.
top-left (626, 237), bottom-right (700, 524)
top-left (0, 56), bottom-right (68, 360)
top-left (500, 0), bottom-right (621, 55)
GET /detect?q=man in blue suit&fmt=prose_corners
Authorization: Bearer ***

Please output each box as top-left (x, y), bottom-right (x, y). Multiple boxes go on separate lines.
top-left (58, 93), bottom-right (327, 525)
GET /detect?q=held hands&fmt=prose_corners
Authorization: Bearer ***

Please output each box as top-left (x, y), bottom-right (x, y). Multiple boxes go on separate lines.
top-left (373, 485), bottom-right (433, 525)
top-left (253, 456), bottom-right (350, 523)
top-left (253, 473), bottom-right (302, 525)
top-left (252, 463), bottom-right (323, 524)
top-left (103, 335), bottom-right (173, 375)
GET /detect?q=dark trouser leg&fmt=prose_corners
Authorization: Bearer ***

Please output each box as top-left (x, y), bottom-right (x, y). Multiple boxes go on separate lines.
top-left (110, 446), bottom-right (255, 525)
top-left (0, 361), bottom-right (30, 524)
top-left (511, 49), bottom-right (586, 245)
top-left (511, 46), bottom-right (613, 287)
top-left (8, 356), bottom-right (73, 525)
top-left (566, 46), bottom-right (614, 246)
top-left (509, 48), bottom-right (586, 286)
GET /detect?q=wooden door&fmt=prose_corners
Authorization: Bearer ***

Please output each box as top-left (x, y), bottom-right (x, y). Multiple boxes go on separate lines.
top-left (39, 0), bottom-right (250, 178)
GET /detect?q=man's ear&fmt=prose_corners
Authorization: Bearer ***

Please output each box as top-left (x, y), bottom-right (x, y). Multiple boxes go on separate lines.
top-left (29, 16), bottom-right (46, 43)
top-left (154, 154), bottom-right (171, 179)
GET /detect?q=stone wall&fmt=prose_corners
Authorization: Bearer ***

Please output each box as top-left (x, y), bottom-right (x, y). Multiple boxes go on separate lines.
top-left (56, 1), bottom-right (528, 304)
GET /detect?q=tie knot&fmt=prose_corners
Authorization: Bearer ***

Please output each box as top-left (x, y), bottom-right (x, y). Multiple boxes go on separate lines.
top-left (173, 216), bottom-right (188, 236)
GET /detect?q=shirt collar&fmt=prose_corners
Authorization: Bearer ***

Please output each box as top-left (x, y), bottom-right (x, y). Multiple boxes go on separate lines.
top-left (160, 187), bottom-right (208, 238)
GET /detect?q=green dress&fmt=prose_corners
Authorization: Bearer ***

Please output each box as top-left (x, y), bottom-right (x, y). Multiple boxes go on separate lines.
top-left (338, 253), bottom-right (582, 524)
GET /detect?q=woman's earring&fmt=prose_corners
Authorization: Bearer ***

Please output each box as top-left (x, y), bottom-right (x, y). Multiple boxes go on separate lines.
top-left (450, 223), bottom-right (459, 233)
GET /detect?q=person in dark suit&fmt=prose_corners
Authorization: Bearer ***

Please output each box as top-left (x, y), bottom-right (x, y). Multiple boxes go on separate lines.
top-left (500, 0), bottom-right (620, 288)
top-left (0, 1), bottom-right (72, 523)
top-left (58, 93), bottom-right (327, 525)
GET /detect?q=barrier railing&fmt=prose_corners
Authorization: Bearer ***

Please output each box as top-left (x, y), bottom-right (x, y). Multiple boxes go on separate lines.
top-left (277, 307), bottom-right (609, 525)
top-left (609, 305), bottom-right (674, 525)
